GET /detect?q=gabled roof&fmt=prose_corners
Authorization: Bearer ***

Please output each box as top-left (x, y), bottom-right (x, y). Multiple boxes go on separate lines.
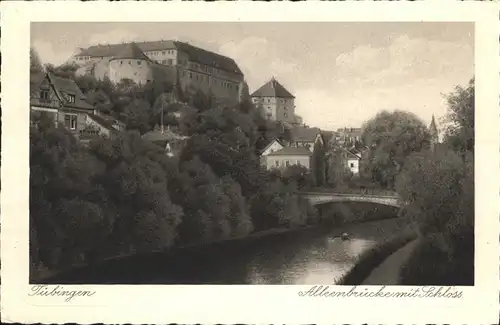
top-left (251, 78), bottom-right (294, 98)
top-left (267, 146), bottom-right (313, 157)
top-left (290, 126), bottom-right (321, 143)
top-left (48, 73), bottom-right (94, 110)
top-left (260, 138), bottom-right (284, 154)
top-left (112, 42), bottom-right (151, 61)
top-left (30, 72), bottom-right (94, 111)
top-left (75, 40), bottom-right (243, 75)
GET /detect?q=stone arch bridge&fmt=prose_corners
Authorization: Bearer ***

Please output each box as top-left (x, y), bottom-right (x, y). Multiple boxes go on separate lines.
top-left (299, 191), bottom-right (402, 208)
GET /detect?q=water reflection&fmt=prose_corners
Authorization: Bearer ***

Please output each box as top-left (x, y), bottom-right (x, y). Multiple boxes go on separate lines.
top-left (246, 237), bottom-right (376, 284)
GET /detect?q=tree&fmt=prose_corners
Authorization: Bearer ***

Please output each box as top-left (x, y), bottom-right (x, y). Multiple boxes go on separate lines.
top-left (123, 99), bottom-right (152, 134)
top-left (30, 123), bottom-right (110, 268)
top-left (396, 148), bottom-right (474, 285)
top-left (30, 47), bottom-right (44, 73)
top-left (361, 110), bottom-right (431, 189)
top-left (89, 131), bottom-right (183, 255)
top-left (443, 78), bottom-right (474, 153)
top-left (311, 141), bottom-right (326, 186)
top-left (282, 165), bottom-right (314, 189)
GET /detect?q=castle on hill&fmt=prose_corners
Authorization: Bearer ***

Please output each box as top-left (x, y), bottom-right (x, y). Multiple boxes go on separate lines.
top-left (68, 40), bottom-right (245, 106)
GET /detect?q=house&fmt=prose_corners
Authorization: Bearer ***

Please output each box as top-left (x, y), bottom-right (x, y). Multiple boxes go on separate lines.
top-left (251, 77), bottom-right (296, 124)
top-left (265, 146), bottom-right (313, 170)
top-left (344, 148), bottom-right (362, 175)
top-left (70, 40), bottom-right (244, 105)
top-left (289, 126), bottom-right (323, 152)
top-left (142, 128), bottom-right (189, 157)
top-left (30, 72), bottom-right (119, 140)
top-left (259, 138), bottom-right (285, 165)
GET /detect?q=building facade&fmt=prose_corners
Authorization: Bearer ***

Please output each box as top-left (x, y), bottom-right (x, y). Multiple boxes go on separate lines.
top-left (71, 40), bottom-right (244, 106)
top-left (264, 147), bottom-right (313, 170)
top-left (251, 77), bottom-right (296, 124)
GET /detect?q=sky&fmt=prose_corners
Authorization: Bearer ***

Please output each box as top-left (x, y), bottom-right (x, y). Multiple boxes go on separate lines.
top-left (31, 22), bottom-right (474, 131)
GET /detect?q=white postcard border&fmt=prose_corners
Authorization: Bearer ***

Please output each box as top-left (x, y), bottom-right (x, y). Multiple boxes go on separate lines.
top-left (1, 2), bottom-right (499, 324)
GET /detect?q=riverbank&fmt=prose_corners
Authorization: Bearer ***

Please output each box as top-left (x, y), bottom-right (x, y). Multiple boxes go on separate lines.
top-left (337, 229), bottom-right (417, 285)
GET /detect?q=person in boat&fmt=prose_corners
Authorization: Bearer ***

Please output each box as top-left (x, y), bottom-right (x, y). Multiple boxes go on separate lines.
top-left (340, 232), bottom-right (350, 241)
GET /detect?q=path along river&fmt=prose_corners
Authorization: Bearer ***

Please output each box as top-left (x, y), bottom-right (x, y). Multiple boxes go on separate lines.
top-left (46, 217), bottom-right (410, 284)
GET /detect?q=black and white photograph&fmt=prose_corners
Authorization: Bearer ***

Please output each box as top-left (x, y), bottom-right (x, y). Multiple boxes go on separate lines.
top-left (28, 21), bottom-right (475, 286)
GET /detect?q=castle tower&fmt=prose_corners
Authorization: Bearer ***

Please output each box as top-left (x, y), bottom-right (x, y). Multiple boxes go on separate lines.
top-left (429, 114), bottom-right (439, 151)
top-left (250, 77), bottom-right (295, 123)
top-left (108, 42), bottom-right (153, 85)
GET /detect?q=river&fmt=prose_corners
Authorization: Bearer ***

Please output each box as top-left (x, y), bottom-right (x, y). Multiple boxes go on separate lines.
top-left (42, 217), bottom-right (409, 285)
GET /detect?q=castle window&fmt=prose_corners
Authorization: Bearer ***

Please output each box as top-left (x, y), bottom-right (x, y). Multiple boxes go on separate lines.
top-left (168, 59), bottom-right (173, 65)
top-left (120, 61), bottom-right (123, 65)
top-left (129, 61), bottom-right (132, 65)
top-left (162, 51), bottom-right (166, 55)
top-left (284, 113), bottom-right (288, 118)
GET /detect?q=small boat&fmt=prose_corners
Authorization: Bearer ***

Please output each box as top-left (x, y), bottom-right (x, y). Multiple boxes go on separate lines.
top-left (340, 232), bottom-right (351, 241)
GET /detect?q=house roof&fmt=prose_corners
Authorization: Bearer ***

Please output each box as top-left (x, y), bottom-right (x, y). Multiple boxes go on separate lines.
top-left (30, 72), bottom-right (94, 111)
top-left (344, 148), bottom-right (362, 159)
top-left (290, 126), bottom-right (321, 142)
top-left (267, 146), bottom-right (313, 157)
top-left (76, 40), bottom-right (243, 75)
top-left (250, 77), bottom-right (295, 98)
top-left (48, 73), bottom-right (94, 110)
top-left (87, 114), bottom-right (119, 132)
top-left (260, 138), bottom-right (284, 154)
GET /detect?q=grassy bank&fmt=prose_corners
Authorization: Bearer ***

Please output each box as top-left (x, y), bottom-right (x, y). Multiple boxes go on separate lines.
top-left (337, 230), bottom-right (417, 285)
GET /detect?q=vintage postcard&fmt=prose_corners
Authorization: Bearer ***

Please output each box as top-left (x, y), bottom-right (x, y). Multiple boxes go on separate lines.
top-left (1, 1), bottom-right (499, 324)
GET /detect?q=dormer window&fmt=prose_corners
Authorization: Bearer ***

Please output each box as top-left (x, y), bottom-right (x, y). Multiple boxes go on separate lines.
top-left (68, 94), bottom-right (75, 103)
top-left (40, 90), bottom-right (50, 101)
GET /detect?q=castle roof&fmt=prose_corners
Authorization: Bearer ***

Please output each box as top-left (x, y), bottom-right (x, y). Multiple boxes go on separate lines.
top-left (267, 146), bottom-right (312, 157)
top-left (112, 42), bottom-right (151, 61)
top-left (250, 78), bottom-right (295, 98)
top-left (76, 40), bottom-right (242, 75)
